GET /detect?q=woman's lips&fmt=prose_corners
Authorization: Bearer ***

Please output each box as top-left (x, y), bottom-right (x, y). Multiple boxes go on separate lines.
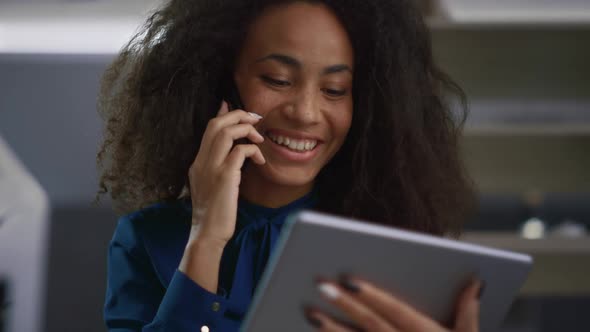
top-left (265, 128), bottom-right (323, 143)
top-left (265, 133), bottom-right (321, 163)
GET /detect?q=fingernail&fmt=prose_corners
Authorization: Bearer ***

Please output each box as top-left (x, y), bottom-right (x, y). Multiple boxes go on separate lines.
top-left (477, 280), bottom-right (486, 299)
top-left (305, 313), bottom-right (323, 328)
top-left (318, 282), bottom-right (340, 300)
top-left (339, 275), bottom-right (360, 293)
top-left (248, 112), bottom-right (263, 119)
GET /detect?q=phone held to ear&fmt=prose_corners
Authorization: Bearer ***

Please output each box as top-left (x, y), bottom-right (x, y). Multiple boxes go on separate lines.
top-left (225, 79), bottom-right (245, 111)
top-left (223, 80), bottom-right (259, 163)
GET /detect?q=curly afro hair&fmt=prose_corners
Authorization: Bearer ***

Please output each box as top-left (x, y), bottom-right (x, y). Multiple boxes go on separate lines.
top-left (96, 0), bottom-right (475, 236)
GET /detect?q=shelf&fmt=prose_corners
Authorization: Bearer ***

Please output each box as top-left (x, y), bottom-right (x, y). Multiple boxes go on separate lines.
top-left (461, 232), bottom-right (590, 296)
top-left (458, 99), bottom-right (590, 136)
top-left (461, 232), bottom-right (590, 254)
top-left (464, 125), bottom-right (590, 136)
top-left (423, 0), bottom-right (590, 29)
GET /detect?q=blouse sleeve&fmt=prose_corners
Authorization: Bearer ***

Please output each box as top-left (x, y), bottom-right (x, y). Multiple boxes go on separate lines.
top-left (104, 216), bottom-right (229, 332)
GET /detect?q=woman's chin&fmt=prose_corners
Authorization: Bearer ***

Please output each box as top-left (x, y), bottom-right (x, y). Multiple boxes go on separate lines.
top-left (255, 162), bottom-right (318, 188)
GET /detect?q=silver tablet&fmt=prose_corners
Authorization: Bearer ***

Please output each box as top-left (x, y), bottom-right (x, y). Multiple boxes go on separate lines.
top-left (241, 211), bottom-right (532, 332)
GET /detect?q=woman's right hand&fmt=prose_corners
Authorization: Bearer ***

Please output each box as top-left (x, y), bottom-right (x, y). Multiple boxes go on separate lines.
top-left (187, 100), bottom-right (266, 248)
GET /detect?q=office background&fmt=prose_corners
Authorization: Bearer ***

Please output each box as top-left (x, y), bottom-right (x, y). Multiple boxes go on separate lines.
top-left (1, 0), bottom-right (589, 331)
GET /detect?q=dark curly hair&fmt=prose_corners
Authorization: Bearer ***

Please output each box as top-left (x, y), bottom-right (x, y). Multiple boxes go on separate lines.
top-left (96, 0), bottom-right (476, 236)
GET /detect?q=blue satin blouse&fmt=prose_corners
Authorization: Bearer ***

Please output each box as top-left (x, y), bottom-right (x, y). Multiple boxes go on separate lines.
top-left (104, 190), bottom-right (318, 331)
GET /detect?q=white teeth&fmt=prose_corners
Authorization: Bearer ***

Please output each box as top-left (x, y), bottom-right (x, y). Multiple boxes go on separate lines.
top-left (268, 133), bottom-right (318, 152)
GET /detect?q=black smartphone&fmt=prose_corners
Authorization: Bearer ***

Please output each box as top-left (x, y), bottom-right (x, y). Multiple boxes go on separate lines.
top-left (224, 79), bottom-right (245, 111)
top-left (223, 79), bottom-right (255, 165)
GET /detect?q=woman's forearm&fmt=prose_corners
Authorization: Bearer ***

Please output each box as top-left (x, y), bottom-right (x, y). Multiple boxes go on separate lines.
top-left (178, 223), bottom-right (227, 294)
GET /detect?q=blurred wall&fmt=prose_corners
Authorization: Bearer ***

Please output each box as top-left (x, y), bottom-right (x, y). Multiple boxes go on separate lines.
top-left (0, 53), bottom-right (113, 206)
top-left (0, 53), bottom-right (118, 332)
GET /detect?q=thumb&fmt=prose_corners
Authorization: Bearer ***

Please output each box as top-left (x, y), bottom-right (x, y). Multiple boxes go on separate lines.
top-left (454, 279), bottom-right (483, 332)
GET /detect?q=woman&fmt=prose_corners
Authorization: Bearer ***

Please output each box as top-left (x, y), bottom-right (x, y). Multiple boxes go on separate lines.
top-left (97, 0), bottom-right (478, 331)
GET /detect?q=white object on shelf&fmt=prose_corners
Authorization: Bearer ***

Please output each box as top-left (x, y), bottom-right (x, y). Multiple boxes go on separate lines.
top-left (439, 0), bottom-right (590, 25)
top-left (520, 218), bottom-right (547, 239)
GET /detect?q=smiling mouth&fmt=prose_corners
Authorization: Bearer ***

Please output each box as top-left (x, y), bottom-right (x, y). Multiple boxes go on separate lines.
top-left (266, 132), bottom-right (319, 153)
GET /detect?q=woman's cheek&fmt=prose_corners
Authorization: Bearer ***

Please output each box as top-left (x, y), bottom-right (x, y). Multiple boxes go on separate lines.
top-left (244, 85), bottom-right (282, 116)
top-left (330, 102), bottom-right (353, 137)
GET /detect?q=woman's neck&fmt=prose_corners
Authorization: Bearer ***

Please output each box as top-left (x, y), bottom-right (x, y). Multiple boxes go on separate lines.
top-left (239, 165), bottom-right (314, 208)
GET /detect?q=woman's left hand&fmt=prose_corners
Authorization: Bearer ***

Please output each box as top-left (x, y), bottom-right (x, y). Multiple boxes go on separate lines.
top-left (305, 276), bottom-right (484, 332)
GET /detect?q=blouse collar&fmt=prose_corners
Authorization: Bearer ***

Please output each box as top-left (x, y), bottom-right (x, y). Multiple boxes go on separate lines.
top-left (180, 187), bottom-right (318, 228)
top-left (237, 188), bottom-right (318, 220)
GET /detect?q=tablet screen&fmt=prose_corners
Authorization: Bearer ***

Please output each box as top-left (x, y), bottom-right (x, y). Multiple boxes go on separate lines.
top-left (242, 211), bottom-right (532, 332)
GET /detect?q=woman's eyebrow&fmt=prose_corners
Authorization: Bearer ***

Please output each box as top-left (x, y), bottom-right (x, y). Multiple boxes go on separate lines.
top-left (322, 64), bottom-right (352, 75)
top-left (254, 53), bottom-right (352, 75)
top-left (255, 53), bottom-right (300, 68)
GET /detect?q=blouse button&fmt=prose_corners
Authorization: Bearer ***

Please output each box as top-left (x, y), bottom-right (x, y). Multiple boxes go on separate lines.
top-left (211, 301), bottom-right (221, 312)
top-left (200, 326), bottom-right (210, 332)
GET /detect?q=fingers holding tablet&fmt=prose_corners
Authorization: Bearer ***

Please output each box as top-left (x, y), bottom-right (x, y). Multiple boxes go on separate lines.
top-left (308, 276), bottom-right (484, 332)
top-left (453, 278), bottom-right (484, 332)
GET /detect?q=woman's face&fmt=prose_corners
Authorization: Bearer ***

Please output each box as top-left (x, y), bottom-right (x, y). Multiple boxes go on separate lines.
top-left (234, 2), bottom-right (354, 188)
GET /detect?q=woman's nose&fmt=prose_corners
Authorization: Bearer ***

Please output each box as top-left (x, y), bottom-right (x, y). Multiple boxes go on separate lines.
top-left (283, 89), bottom-right (321, 125)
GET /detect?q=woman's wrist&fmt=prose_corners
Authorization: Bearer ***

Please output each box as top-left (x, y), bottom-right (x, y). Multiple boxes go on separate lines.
top-left (179, 224), bottom-right (227, 293)
top-left (187, 221), bottom-right (229, 252)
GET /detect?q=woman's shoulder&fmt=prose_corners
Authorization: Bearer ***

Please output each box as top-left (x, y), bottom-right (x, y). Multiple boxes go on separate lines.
top-left (109, 199), bottom-right (191, 286)
top-left (111, 199), bottom-right (191, 253)
top-left (122, 198), bottom-right (190, 224)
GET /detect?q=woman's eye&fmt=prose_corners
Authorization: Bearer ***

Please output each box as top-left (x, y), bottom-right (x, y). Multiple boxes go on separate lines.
top-left (322, 88), bottom-right (347, 97)
top-left (261, 76), bottom-right (290, 87)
